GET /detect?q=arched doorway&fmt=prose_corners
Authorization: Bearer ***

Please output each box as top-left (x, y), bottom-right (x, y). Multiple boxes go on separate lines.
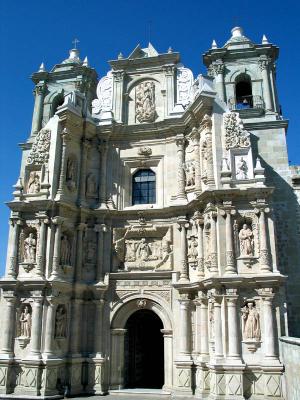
top-left (124, 309), bottom-right (164, 388)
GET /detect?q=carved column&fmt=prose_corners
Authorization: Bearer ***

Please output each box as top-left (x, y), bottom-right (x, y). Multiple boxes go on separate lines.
top-left (226, 289), bottom-right (241, 361)
top-left (221, 206), bottom-right (237, 274)
top-left (28, 296), bottom-right (44, 359)
top-left (161, 329), bottom-right (173, 390)
top-left (31, 84), bottom-right (45, 135)
top-left (194, 212), bottom-right (204, 278)
top-left (213, 293), bottom-right (223, 361)
top-left (175, 136), bottom-right (187, 201)
top-left (210, 211), bottom-right (218, 275)
top-left (261, 289), bottom-right (278, 360)
top-left (178, 296), bottom-right (191, 358)
top-left (69, 299), bottom-right (83, 357)
top-left (79, 138), bottom-right (90, 206)
top-left (5, 218), bottom-right (22, 278)
top-left (163, 65), bottom-right (175, 115)
top-left (75, 223), bottom-right (86, 281)
top-left (199, 292), bottom-right (209, 358)
top-left (94, 223), bottom-right (107, 282)
top-left (98, 140), bottom-right (108, 209)
top-left (177, 217), bottom-right (189, 282)
top-left (259, 56), bottom-right (273, 111)
top-left (36, 217), bottom-right (49, 277)
top-left (190, 128), bottom-right (201, 193)
top-left (43, 299), bottom-right (57, 358)
top-left (93, 299), bottom-right (105, 357)
top-left (256, 207), bottom-right (271, 272)
top-left (213, 60), bottom-right (226, 103)
top-left (1, 295), bottom-right (16, 358)
top-left (51, 217), bottom-right (64, 278)
top-left (110, 328), bottom-right (127, 389)
top-left (57, 128), bottom-right (70, 196)
top-left (112, 71), bottom-right (124, 123)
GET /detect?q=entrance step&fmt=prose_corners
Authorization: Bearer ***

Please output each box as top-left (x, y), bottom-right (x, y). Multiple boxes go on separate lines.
top-left (108, 388), bottom-right (171, 398)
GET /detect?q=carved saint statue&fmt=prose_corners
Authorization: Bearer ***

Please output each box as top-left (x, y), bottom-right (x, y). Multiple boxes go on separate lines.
top-left (86, 241), bottom-right (96, 263)
top-left (188, 236), bottom-right (198, 262)
top-left (27, 171), bottom-right (41, 194)
top-left (55, 306), bottom-right (67, 338)
top-left (136, 81), bottom-right (156, 123)
top-left (241, 302), bottom-right (261, 340)
top-left (236, 157), bottom-right (248, 180)
top-left (239, 224), bottom-right (254, 256)
top-left (19, 306), bottom-right (32, 337)
top-left (125, 240), bottom-right (137, 262)
top-left (185, 163), bottom-right (195, 186)
top-left (60, 235), bottom-right (71, 265)
top-left (136, 238), bottom-right (151, 261)
top-left (24, 233), bottom-right (36, 263)
top-left (66, 157), bottom-right (77, 189)
top-left (86, 173), bottom-right (97, 197)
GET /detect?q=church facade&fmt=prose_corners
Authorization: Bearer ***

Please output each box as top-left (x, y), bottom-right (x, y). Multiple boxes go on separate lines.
top-left (0, 27), bottom-right (299, 399)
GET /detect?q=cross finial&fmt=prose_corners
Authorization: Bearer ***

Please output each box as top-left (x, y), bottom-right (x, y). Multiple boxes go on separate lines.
top-left (72, 38), bottom-right (80, 49)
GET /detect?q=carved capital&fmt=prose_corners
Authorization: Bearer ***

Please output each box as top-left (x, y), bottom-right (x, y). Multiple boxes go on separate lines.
top-left (77, 222), bottom-right (87, 232)
top-left (259, 56), bottom-right (271, 71)
top-left (175, 135), bottom-right (185, 148)
top-left (163, 65), bottom-right (175, 75)
top-left (94, 223), bottom-right (107, 233)
top-left (34, 84), bottom-right (45, 96)
top-left (113, 70), bottom-right (125, 82)
top-left (61, 128), bottom-right (70, 144)
top-left (52, 216), bottom-right (65, 226)
top-left (212, 60), bottom-right (225, 75)
top-left (177, 217), bottom-right (189, 230)
top-left (199, 114), bottom-right (212, 133)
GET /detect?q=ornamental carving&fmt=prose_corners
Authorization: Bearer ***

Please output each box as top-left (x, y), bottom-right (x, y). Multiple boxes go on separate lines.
top-left (27, 129), bottom-right (51, 165)
top-left (27, 171), bottom-right (41, 194)
top-left (113, 224), bottom-right (173, 271)
top-left (239, 224), bottom-right (254, 256)
top-left (184, 161), bottom-right (195, 187)
top-left (176, 66), bottom-right (194, 107)
top-left (18, 304), bottom-right (32, 338)
top-left (223, 112), bottom-right (250, 150)
top-left (92, 71), bottom-right (113, 115)
top-left (66, 156), bottom-right (77, 191)
top-left (241, 301), bottom-right (261, 341)
top-left (23, 233), bottom-right (37, 264)
top-left (138, 146), bottom-right (152, 157)
top-left (60, 234), bottom-right (72, 266)
top-left (188, 235), bottom-right (198, 268)
top-left (235, 156), bottom-right (249, 180)
top-left (86, 173), bottom-right (97, 197)
top-left (135, 81), bottom-right (157, 123)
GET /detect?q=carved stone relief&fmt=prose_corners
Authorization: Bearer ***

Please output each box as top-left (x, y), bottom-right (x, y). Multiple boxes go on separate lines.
top-left (238, 224), bottom-right (254, 256)
top-left (17, 304), bottom-right (32, 348)
top-left (235, 156), bottom-right (248, 180)
top-left (27, 129), bottom-right (51, 165)
top-left (23, 233), bottom-right (37, 264)
top-left (241, 301), bottom-right (261, 352)
top-left (113, 224), bottom-right (173, 271)
top-left (60, 234), bottom-right (72, 266)
top-left (55, 305), bottom-right (67, 339)
top-left (86, 173), bottom-right (97, 197)
top-left (184, 161), bottom-right (195, 187)
top-left (188, 235), bottom-right (198, 268)
top-left (27, 171), bottom-right (41, 194)
top-left (234, 214), bottom-right (259, 260)
top-left (223, 112), bottom-right (250, 150)
top-left (135, 81), bottom-right (157, 123)
top-left (19, 224), bottom-right (39, 272)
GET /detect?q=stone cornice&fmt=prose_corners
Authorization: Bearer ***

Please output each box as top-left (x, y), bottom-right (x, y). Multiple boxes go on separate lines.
top-left (243, 119), bottom-right (289, 130)
top-left (109, 52), bottom-right (180, 71)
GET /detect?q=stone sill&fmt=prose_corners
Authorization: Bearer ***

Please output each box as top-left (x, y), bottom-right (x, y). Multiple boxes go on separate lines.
top-left (279, 336), bottom-right (300, 346)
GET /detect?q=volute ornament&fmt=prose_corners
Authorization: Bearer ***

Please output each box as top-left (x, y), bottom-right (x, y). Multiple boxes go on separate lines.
top-left (176, 65), bottom-right (194, 107)
top-left (92, 71), bottom-right (113, 115)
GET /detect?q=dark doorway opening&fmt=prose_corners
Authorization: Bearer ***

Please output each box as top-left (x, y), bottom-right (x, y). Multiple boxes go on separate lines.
top-left (124, 309), bottom-right (164, 388)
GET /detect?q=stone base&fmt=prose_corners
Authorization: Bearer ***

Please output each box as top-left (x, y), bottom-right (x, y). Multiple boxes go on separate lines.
top-left (173, 360), bottom-right (193, 397)
top-left (85, 357), bottom-right (108, 395)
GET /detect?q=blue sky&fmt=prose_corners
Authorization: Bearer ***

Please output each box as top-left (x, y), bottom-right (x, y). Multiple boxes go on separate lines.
top-left (0, 0), bottom-right (299, 276)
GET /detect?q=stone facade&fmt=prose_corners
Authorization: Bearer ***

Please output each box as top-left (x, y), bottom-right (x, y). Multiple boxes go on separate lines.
top-left (0, 27), bottom-right (299, 399)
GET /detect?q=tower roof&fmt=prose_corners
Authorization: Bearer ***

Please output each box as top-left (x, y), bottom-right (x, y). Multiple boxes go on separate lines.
top-left (223, 27), bottom-right (254, 49)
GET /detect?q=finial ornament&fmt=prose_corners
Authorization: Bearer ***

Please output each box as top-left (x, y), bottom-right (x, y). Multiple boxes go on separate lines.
top-left (118, 52), bottom-right (123, 59)
top-left (168, 46), bottom-right (173, 53)
top-left (38, 62), bottom-right (45, 72)
top-left (83, 56), bottom-right (89, 67)
top-left (231, 26), bottom-right (243, 37)
top-left (262, 34), bottom-right (269, 44)
top-left (211, 40), bottom-right (217, 49)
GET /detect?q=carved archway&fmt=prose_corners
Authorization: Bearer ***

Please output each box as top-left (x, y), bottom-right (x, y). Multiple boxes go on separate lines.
top-left (110, 295), bottom-right (173, 391)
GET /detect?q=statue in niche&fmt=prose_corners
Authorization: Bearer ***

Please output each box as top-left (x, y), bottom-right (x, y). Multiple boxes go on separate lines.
top-left (60, 235), bottom-right (71, 265)
top-left (239, 224), bottom-right (254, 256)
top-left (236, 156), bottom-right (248, 180)
top-left (185, 163), bottom-right (195, 186)
top-left (27, 171), bottom-right (41, 194)
top-left (241, 302), bottom-right (261, 340)
top-left (125, 240), bottom-right (137, 262)
top-left (135, 81), bottom-right (156, 123)
top-left (23, 233), bottom-right (37, 263)
top-left (86, 241), bottom-right (96, 263)
top-left (66, 157), bottom-right (77, 190)
top-left (19, 305), bottom-right (32, 337)
top-left (136, 238), bottom-right (151, 261)
top-left (188, 236), bottom-right (198, 262)
top-left (161, 237), bottom-right (171, 259)
top-left (86, 173), bottom-right (97, 197)
top-left (55, 306), bottom-right (67, 338)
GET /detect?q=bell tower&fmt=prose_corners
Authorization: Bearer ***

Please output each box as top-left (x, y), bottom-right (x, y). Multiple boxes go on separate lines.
top-left (203, 26), bottom-right (280, 116)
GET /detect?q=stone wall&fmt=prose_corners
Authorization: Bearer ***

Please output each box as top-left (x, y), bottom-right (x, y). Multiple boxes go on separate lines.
top-left (279, 336), bottom-right (300, 400)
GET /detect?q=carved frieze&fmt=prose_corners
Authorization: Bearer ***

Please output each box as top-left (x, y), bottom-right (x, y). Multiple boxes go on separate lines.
top-left (92, 71), bottom-right (113, 115)
top-left (27, 129), bottom-right (51, 165)
top-left (135, 81), bottom-right (157, 123)
top-left (113, 224), bottom-right (173, 271)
